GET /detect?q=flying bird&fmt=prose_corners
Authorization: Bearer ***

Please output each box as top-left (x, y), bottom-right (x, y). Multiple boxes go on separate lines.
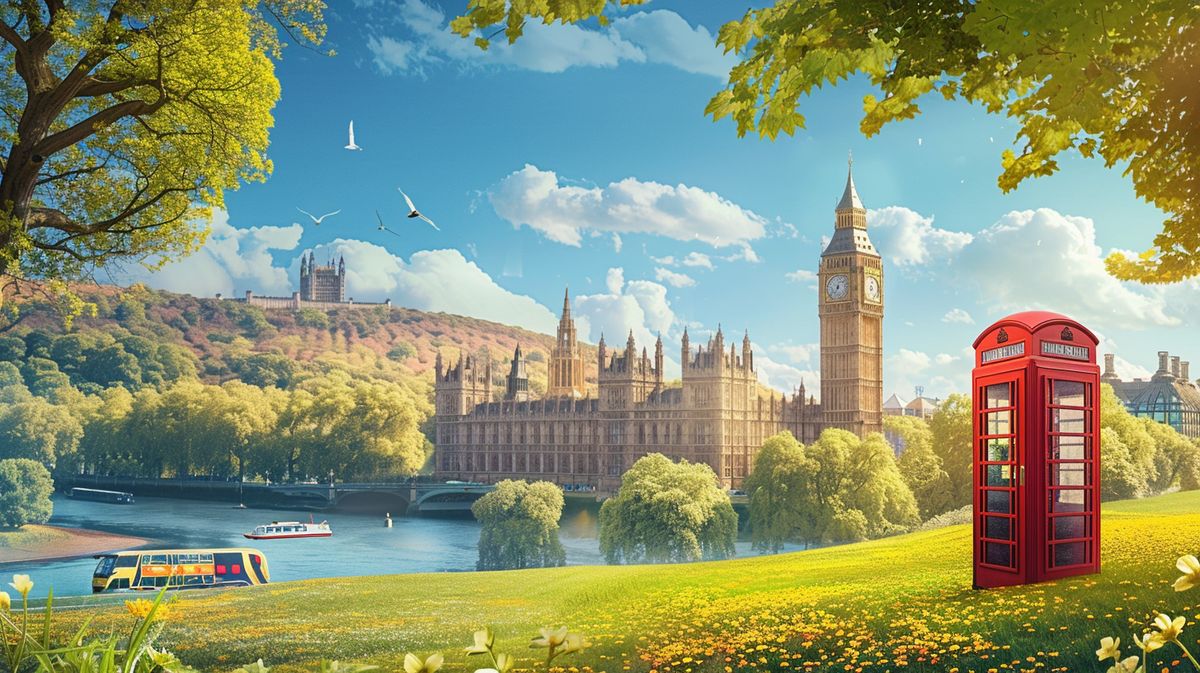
top-left (376, 210), bottom-right (401, 238)
top-left (399, 189), bottom-right (440, 230)
top-left (345, 120), bottom-right (362, 151)
top-left (297, 207), bottom-right (341, 226)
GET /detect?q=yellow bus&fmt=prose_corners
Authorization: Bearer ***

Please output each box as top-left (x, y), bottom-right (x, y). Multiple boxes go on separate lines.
top-left (92, 548), bottom-right (270, 593)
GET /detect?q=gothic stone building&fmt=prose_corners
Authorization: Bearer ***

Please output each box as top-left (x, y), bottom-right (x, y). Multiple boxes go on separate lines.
top-left (300, 251), bottom-right (346, 303)
top-left (433, 161), bottom-right (884, 489)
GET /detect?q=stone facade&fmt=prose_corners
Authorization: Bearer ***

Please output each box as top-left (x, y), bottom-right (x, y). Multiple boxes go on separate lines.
top-left (300, 251), bottom-right (346, 303)
top-left (433, 162), bottom-right (884, 490)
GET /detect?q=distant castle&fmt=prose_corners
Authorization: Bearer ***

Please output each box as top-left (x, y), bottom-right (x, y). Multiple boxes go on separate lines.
top-left (300, 251), bottom-right (346, 303)
top-left (433, 159), bottom-right (885, 489)
top-left (218, 250), bottom-right (391, 310)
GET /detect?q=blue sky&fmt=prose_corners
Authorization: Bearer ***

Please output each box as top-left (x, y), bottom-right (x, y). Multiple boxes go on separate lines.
top-left (134, 0), bottom-right (1200, 400)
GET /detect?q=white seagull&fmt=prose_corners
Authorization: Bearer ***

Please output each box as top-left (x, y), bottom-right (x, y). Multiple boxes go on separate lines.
top-left (345, 120), bottom-right (362, 151)
top-left (297, 207), bottom-right (341, 226)
top-left (399, 189), bottom-right (440, 230)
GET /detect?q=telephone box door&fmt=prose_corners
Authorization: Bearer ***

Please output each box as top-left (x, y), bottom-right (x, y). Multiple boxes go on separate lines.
top-left (974, 370), bottom-right (1025, 587)
top-left (1038, 371), bottom-right (1100, 578)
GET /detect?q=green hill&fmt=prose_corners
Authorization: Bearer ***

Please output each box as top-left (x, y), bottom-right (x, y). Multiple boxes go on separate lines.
top-left (4, 283), bottom-right (596, 396)
top-left (54, 490), bottom-right (1200, 673)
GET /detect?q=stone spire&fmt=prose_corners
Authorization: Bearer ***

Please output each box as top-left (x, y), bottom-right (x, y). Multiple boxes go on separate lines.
top-left (836, 151), bottom-right (864, 211)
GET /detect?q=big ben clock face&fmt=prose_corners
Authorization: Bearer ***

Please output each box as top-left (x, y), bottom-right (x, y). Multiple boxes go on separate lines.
top-left (826, 274), bottom-right (849, 300)
top-left (866, 275), bottom-right (881, 302)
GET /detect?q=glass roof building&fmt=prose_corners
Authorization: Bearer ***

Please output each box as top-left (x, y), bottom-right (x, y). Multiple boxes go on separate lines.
top-left (1103, 352), bottom-right (1200, 439)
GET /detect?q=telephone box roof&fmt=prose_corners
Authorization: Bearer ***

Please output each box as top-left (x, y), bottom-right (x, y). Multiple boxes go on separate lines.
top-left (973, 311), bottom-right (1099, 349)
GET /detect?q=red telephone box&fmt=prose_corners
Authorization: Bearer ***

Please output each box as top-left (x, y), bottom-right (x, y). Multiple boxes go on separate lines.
top-left (972, 311), bottom-right (1101, 589)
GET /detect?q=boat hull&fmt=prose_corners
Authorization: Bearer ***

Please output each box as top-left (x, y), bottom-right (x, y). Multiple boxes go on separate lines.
top-left (242, 532), bottom-right (331, 540)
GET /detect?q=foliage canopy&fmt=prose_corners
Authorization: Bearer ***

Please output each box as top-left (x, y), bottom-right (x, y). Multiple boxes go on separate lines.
top-left (0, 0), bottom-right (325, 291)
top-left (472, 479), bottom-right (567, 571)
top-left (599, 453), bottom-right (736, 564)
top-left (455, 0), bottom-right (1200, 282)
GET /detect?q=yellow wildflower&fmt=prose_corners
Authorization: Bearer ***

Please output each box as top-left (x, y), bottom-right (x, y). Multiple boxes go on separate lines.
top-left (403, 653), bottom-right (443, 673)
top-left (466, 628), bottom-right (495, 655)
top-left (1175, 555), bottom-right (1200, 592)
top-left (1107, 655), bottom-right (1140, 673)
top-left (1096, 637), bottom-right (1121, 662)
top-left (124, 598), bottom-right (170, 622)
top-left (1152, 614), bottom-right (1186, 643)
top-left (8, 574), bottom-right (32, 598)
top-left (0, 591), bottom-right (9, 613)
top-left (531, 627), bottom-right (570, 650)
top-left (1132, 633), bottom-right (1162, 653)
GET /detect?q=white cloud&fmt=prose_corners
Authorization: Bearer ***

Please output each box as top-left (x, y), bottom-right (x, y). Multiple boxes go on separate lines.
top-left (652, 251), bottom-right (715, 270)
top-left (612, 233), bottom-right (623, 253)
top-left (302, 241), bottom-right (559, 333)
top-left (886, 348), bottom-right (967, 400)
top-left (755, 350), bottom-right (819, 395)
top-left (868, 206), bottom-right (973, 267)
top-left (956, 208), bottom-right (1180, 330)
top-left (573, 269), bottom-right (679, 373)
top-left (489, 164), bottom-right (768, 253)
top-left (654, 268), bottom-right (696, 288)
top-left (942, 308), bottom-right (974, 324)
top-left (608, 10), bottom-right (736, 78)
top-left (1113, 356), bottom-right (1154, 380)
top-left (786, 269), bottom-right (818, 286)
top-left (135, 210), bottom-right (558, 335)
top-left (133, 209), bottom-right (301, 298)
top-left (362, 1), bottom-right (731, 79)
top-left (768, 342), bottom-right (819, 366)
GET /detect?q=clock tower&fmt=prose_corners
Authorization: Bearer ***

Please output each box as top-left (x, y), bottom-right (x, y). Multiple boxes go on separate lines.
top-left (818, 154), bottom-right (884, 436)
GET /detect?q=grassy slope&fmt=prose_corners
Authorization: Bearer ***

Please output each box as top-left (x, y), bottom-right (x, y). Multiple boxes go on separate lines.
top-left (59, 491), bottom-right (1200, 673)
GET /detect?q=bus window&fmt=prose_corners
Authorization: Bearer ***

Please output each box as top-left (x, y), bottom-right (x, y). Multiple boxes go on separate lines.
top-left (94, 556), bottom-right (117, 578)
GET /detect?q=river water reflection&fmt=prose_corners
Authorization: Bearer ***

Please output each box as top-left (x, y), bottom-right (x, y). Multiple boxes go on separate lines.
top-left (2, 495), bottom-right (797, 598)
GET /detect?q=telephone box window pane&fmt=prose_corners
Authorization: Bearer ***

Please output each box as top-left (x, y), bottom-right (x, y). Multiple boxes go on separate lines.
top-left (1053, 541), bottom-right (1087, 567)
top-left (986, 464), bottom-right (1013, 487)
top-left (1052, 463), bottom-right (1087, 487)
top-left (1052, 436), bottom-right (1087, 461)
top-left (1053, 516), bottom-right (1088, 540)
top-left (985, 516), bottom-right (1012, 541)
top-left (986, 411), bottom-right (1012, 435)
top-left (985, 438), bottom-right (1011, 462)
top-left (985, 384), bottom-right (1011, 409)
top-left (985, 490), bottom-right (1011, 513)
top-left (985, 542), bottom-right (1013, 567)
top-left (1051, 489), bottom-right (1087, 513)
top-left (1052, 380), bottom-right (1087, 407)
top-left (1052, 408), bottom-right (1086, 434)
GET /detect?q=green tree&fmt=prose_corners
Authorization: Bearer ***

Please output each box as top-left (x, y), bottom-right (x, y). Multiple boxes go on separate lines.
top-left (599, 453), bottom-right (737, 564)
top-left (0, 0), bottom-right (326, 288)
top-left (744, 432), bottom-right (813, 552)
top-left (472, 479), bottom-right (567, 571)
top-left (0, 397), bottom-right (82, 471)
top-left (929, 394), bottom-right (972, 509)
top-left (746, 430), bottom-right (920, 550)
top-left (455, 1), bottom-right (1200, 282)
top-left (885, 415), bottom-right (953, 519)
top-left (295, 308), bottom-right (330, 329)
top-left (233, 352), bottom-right (297, 388)
top-left (0, 458), bottom-right (54, 528)
top-left (1099, 427), bottom-right (1143, 501)
top-left (79, 343), bottom-right (142, 388)
top-left (213, 381), bottom-right (282, 482)
top-left (78, 386), bottom-right (135, 476)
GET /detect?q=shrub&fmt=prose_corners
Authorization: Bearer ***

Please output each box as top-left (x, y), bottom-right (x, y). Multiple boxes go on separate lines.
top-left (0, 459), bottom-right (54, 528)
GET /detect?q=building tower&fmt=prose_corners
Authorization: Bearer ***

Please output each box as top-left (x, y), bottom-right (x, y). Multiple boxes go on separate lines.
top-left (298, 251), bottom-right (347, 303)
top-left (547, 288), bottom-right (588, 398)
top-left (818, 153), bottom-right (884, 436)
top-left (504, 344), bottom-right (532, 402)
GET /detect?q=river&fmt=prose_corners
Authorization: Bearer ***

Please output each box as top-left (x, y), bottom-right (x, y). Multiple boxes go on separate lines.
top-left (2, 495), bottom-right (798, 598)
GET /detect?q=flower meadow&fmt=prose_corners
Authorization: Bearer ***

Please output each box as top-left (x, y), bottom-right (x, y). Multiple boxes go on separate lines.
top-left (21, 490), bottom-right (1200, 673)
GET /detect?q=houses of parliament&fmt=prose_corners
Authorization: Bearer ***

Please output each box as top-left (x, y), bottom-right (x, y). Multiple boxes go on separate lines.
top-left (433, 161), bottom-right (884, 489)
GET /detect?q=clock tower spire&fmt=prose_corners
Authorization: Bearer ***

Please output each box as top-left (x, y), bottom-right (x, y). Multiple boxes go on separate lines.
top-left (818, 153), bottom-right (884, 436)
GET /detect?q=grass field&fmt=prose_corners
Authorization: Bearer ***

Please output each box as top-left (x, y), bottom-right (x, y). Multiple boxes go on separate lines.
top-left (55, 491), bottom-right (1200, 673)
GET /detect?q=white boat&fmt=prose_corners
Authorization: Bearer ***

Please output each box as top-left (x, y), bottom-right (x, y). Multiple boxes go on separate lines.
top-left (243, 520), bottom-right (332, 540)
